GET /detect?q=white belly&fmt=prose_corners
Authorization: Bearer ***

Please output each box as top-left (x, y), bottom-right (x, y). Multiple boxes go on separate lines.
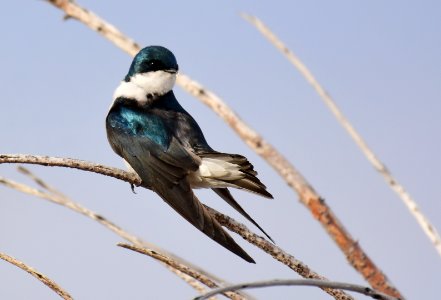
top-left (187, 158), bottom-right (243, 188)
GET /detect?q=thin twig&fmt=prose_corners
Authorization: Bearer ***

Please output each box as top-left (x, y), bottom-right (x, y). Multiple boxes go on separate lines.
top-left (0, 154), bottom-right (353, 300)
top-left (41, 1), bottom-right (401, 297)
top-left (118, 243), bottom-right (242, 300)
top-left (17, 165), bottom-right (66, 197)
top-left (242, 12), bottom-right (441, 258)
top-left (194, 279), bottom-right (400, 300)
top-left (0, 252), bottom-right (73, 300)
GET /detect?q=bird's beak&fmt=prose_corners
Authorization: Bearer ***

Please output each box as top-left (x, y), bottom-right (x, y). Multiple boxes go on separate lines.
top-left (165, 68), bottom-right (178, 74)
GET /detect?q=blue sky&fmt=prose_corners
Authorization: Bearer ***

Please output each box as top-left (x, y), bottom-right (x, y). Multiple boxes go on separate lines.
top-left (1, 1), bottom-right (440, 299)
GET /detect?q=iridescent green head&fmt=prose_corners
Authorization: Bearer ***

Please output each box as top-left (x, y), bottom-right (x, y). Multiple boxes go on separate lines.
top-left (125, 46), bottom-right (179, 81)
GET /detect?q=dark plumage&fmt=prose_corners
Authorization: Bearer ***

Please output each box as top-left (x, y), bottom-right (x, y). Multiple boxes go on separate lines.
top-left (106, 46), bottom-right (273, 263)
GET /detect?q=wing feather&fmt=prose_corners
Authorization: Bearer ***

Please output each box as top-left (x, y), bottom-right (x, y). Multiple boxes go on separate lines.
top-left (106, 112), bottom-right (254, 263)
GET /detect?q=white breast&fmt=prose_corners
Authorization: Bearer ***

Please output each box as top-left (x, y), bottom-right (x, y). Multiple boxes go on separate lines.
top-left (112, 71), bottom-right (176, 104)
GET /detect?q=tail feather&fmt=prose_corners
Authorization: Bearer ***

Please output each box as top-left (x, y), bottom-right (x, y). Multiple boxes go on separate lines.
top-left (213, 188), bottom-right (275, 243)
top-left (155, 181), bottom-right (255, 263)
top-left (223, 176), bottom-right (273, 199)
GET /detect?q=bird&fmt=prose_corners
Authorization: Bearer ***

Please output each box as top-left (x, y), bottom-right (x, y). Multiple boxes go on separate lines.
top-left (106, 45), bottom-right (273, 263)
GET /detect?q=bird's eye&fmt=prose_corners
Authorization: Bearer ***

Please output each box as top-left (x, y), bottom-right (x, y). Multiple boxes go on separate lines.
top-left (143, 59), bottom-right (164, 71)
top-left (148, 60), bottom-right (160, 67)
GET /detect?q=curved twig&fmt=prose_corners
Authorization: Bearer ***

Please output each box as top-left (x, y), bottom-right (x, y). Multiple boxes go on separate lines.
top-left (0, 252), bottom-right (73, 300)
top-left (194, 279), bottom-right (400, 300)
top-left (0, 153), bottom-right (352, 300)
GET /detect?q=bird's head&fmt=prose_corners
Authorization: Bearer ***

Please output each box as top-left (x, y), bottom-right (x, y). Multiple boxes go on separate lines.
top-left (114, 46), bottom-right (179, 101)
top-left (126, 46), bottom-right (179, 79)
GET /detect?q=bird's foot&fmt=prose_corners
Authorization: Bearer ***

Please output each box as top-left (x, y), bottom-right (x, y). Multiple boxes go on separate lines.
top-left (130, 183), bottom-right (137, 194)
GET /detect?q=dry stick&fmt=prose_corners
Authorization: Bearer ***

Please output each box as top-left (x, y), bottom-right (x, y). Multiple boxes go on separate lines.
top-left (0, 154), bottom-right (353, 300)
top-left (18, 166), bottom-right (67, 197)
top-left (0, 171), bottom-right (241, 300)
top-left (0, 252), bottom-right (73, 300)
top-left (242, 13), bottom-right (441, 257)
top-left (42, 2), bottom-right (401, 298)
top-left (117, 243), bottom-right (241, 300)
top-left (47, 0), bottom-right (140, 56)
top-left (195, 279), bottom-right (399, 300)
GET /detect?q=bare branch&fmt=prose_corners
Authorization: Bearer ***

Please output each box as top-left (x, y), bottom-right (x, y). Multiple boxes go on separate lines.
top-left (0, 169), bottom-right (240, 298)
top-left (17, 165), bottom-right (66, 197)
top-left (194, 279), bottom-right (400, 300)
top-left (1, 154), bottom-right (352, 300)
top-left (241, 14), bottom-right (408, 298)
top-left (47, 0), bottom-right (140, 56)
top-left (0, 154), bottom-right (141, 184)
top-left (242, 12), bottom-right (441, 259)
top-left (41, 1), bottom-right (401, 298)
top-left (0, 252), bottom-right (73, 300)
top-left (118, 243), bottom-right (244, 300)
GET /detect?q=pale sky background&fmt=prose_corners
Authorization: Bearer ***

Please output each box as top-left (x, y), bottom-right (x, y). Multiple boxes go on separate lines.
top-left (1, 1), bottom-right (440, 299)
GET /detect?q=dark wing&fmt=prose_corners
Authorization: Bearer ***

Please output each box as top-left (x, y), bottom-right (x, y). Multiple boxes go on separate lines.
top-left (106, 110), bottom-right (255, 263)
top-left (212, 188), bottom-right (275, 243)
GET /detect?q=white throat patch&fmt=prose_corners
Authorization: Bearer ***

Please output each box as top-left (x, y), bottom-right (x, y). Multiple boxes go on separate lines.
top-left (113, 71), bottom-right (176, 103)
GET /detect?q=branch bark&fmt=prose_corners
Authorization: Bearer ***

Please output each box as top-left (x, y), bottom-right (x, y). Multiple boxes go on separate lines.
top-left (0, 252), bottom-right (73, 300)
top-left (242, 12), bottom-right (441, 260)
top-left (40, 1), bottom-right (402, 298)
top-left (0, 154), bottom-right (353, 300)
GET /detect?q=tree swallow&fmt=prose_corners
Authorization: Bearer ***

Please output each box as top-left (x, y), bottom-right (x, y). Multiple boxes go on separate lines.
top-left (106, 46), bottom-right (273, 263)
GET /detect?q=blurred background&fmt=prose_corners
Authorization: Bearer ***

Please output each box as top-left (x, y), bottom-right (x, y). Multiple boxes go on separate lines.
top-left (1, 1), bottom-right (440, 299)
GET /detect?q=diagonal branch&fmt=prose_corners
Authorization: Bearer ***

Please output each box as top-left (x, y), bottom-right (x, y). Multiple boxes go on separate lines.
top-left (194, 279), bottom-right (399, 300)
top-left (0, 154), bottom-right (353, 300)
top-left (42, 1), bottom-right (401, 298)
top-left (0, 252), bottom-right (73, 300)
top-left (242, 13), bottom-right (441, 259)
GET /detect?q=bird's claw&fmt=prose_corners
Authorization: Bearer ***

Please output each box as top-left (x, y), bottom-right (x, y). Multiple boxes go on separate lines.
top-left (130, 183), bottom-right (137, 194)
